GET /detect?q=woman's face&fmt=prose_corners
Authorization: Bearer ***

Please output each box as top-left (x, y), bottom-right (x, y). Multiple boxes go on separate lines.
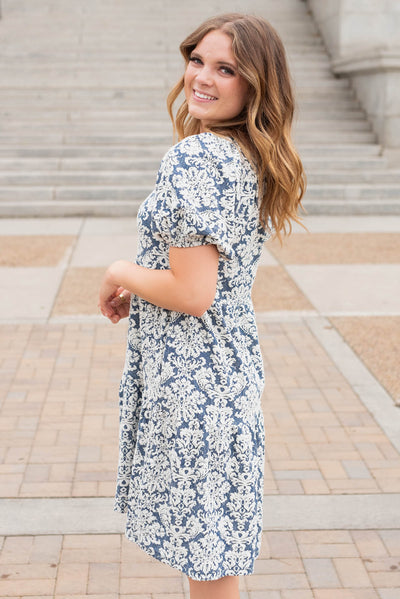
top-left (184, 30), bottom-right (249, 131)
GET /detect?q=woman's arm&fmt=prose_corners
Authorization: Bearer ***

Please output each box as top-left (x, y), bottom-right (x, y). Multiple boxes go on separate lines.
top-left (99, 244), bottom-right (219, 322)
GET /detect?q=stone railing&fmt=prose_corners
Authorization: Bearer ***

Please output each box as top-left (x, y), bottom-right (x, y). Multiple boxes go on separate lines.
top-left (307, 0), bottom-right (400, 160)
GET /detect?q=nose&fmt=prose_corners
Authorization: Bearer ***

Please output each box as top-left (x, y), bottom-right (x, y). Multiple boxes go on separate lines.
top-left (195, 65), bottom-right (213, 87)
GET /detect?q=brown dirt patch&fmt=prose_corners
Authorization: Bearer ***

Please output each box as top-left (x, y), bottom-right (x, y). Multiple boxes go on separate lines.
top-left (252, 265), bottom-right (314, 311)
top-left (330, 316), bottom-right (400, 405)
top-left (0, 235), bottom-right (76, 266)
top-left (267, 233), bottom-right (400, 264)
top-left (52, 267), bottom-right (105, 316)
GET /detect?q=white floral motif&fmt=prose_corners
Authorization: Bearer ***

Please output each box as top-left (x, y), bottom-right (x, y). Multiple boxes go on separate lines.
top-left (115, 132), bottom-right (270, 581)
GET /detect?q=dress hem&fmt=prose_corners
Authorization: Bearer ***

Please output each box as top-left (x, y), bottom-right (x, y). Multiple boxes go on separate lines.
top-left (121, 521), bottom-right (257, 581)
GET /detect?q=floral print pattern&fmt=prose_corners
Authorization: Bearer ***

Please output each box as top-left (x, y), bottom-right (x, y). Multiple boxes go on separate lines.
top-left (115, 132), bottom-right (270, 581)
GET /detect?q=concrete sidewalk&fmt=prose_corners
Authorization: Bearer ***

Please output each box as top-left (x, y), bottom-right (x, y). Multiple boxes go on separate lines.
top-left (0, 214), bottom-right (400, 598)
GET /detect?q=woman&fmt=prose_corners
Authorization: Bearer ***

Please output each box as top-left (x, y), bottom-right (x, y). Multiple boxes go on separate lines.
top-left (99, 13), bottom-right (305, 599)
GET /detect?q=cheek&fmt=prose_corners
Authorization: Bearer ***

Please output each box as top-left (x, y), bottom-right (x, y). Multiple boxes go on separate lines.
top-left (228, 83), bottom-right (248, 113)
top-left (184, 67), bottom-right (196, 97)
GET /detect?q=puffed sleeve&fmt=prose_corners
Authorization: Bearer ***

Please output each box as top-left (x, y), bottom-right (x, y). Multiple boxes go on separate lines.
top-left (151, 138), bottom-right (235, 260)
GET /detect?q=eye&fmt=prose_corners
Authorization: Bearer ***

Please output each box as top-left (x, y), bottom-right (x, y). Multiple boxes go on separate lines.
top-left (189, 56), bottom-right (202, 65)
top-left (220, 65), bottom-right (235, 76)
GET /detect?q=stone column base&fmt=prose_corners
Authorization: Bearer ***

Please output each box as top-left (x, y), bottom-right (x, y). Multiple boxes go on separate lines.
top-left (332, 49), bottom-right (400, 151)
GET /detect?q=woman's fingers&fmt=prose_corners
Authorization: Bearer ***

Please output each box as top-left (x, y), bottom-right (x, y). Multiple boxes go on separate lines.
top-left (110, 289), bottom-right (130, 309)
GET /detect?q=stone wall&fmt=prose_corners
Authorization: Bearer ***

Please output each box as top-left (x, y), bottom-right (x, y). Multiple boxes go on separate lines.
top-left (307, 0), bottom-right (400, 155)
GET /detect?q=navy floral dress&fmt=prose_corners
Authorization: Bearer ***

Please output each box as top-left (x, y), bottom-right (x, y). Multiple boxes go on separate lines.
top-left (115, 131), bottom-right (270, 581)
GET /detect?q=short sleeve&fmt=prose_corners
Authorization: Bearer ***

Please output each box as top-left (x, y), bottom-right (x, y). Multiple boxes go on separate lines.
top-left (151, 137), bottom-right (235, 260)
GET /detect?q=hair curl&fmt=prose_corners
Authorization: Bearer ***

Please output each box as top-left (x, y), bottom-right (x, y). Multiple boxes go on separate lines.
top-left (167, 13), bottom-right (306, 239)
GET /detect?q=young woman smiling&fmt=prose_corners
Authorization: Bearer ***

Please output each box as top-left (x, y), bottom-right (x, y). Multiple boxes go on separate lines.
top-left (99, 13), bottom-right (305, 599)
top-left (183, 29), bottom-right (249, 130)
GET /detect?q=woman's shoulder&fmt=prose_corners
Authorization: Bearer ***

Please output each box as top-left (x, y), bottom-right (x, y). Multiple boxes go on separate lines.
top-left (163, 132), bottom-right (240, 166)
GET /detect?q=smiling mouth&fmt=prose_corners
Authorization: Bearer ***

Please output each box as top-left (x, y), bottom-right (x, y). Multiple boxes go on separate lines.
top-left (193, 89), bottom-right (217, 101)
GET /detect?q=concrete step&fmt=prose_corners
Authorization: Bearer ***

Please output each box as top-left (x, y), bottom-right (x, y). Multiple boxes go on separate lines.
top-left (0, 130), bottom-right (377, 146)
top-left (297, 110), bottom-right (367, 121)
top-left (1, 182), bottom-right (399, 205)
top-left (297, 78), bottom-right (351, 89)
top-left (0, 110), bottom-right (169, 121)
top-left (2, 68), bottom-right (338, 81)
top-left (0, 59), bottom-right (339, 76)
top-left (0, 80), bottom-right (352, 95)
top-left (0, 197), bottom-right (399, 218)
top-left (0, 157), bottom-right (393, 179)
top-left (297, 88), bottom-right (356, 98)
top-left (0, 172), bottom-right (157, 186)
top-left (0, 121), bottom-right (172, 133)
top-left (2, 113), bottom-right (368, 129)
top-left (5, 111), bottom-right (372, 128)
top-left (0, 133), bottom-right (173, 146)
top-left (0, 119), bottom-right (373, 134)
top-left (307, 170), bottom-right (400, 184)
top-left (4, 116), bottom-right (371, 134)
top-left (307, 184), bottom-right (400, 200)
top-left (0, 186), bottom-right (150, 202)
top-left (294, 120), bottom-right (372, 132)
top-left (0, 143), bottom-right (383, 160)
top-left (0, 200), bottom-right (142, 218)
top-left (0, 0), bottom-right (396, 218)
top-left (298, 144), bottom-right (382, 156)
top-left (0, 76), bottom-right (351, 94)
top-left (0, 145), bottom-right (170, 159)
top-left (0, 96), bottom-right (361, 114)
top-left (0, 156), bottom-right (387, 173)
top-left (1, 103), bottom-right (355, 116)
top-left (303, 199), bottom-right (400, 215)
top-left (0, 158), bottom-right (162, 171)
top-left (299, 99), bottom-right (365, 110)
top-left (294, 131), bottom-right (377, 143)
top-left (302, 157), bottom-right (387, 170)
top-left (0, 96), bottom-right (356, 113)
top-left (0, 92), bottom-right (168, 109)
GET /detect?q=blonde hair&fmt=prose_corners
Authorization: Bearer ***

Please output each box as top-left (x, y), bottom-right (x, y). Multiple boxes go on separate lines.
top-left (167, 13), bottom-right (306, 239)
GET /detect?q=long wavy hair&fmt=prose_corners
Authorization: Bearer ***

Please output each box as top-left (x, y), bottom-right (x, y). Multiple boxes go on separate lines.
top-left (167, 13), bottom-right (306, 239)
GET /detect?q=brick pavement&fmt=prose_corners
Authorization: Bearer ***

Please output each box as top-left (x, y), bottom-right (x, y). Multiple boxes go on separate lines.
top-left (1, 530), bottom-right (400, 598)
top-left (0, 214), bottom-right (399, 598)
top-left (1, 317), bottom-right (399, 500)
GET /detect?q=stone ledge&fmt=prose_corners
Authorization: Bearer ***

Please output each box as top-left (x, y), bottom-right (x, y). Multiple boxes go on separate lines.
top-left (333, 48), bottom-right (400, 76)
top-left (331, 48), bottom-right (400, 153)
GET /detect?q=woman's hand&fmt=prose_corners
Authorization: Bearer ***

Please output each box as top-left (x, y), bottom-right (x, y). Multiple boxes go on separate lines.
top-left (109, 287), bottom-right (131, 322)
top-left (99, 275), bottom-right (130, 324)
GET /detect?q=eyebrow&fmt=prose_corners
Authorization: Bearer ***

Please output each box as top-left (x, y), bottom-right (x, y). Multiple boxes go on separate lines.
top-left (190, 51), bottom-right (237, 71)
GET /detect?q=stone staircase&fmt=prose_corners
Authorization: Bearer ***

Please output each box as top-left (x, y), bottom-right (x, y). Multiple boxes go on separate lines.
top-left (0, 0), bottom-right (399, 217)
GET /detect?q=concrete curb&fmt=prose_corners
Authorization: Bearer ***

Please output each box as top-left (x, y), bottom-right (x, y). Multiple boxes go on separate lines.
top-left (1, 494), bottom-right (399, 536)
top-left (306, 316), bottom-right (400, 454)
